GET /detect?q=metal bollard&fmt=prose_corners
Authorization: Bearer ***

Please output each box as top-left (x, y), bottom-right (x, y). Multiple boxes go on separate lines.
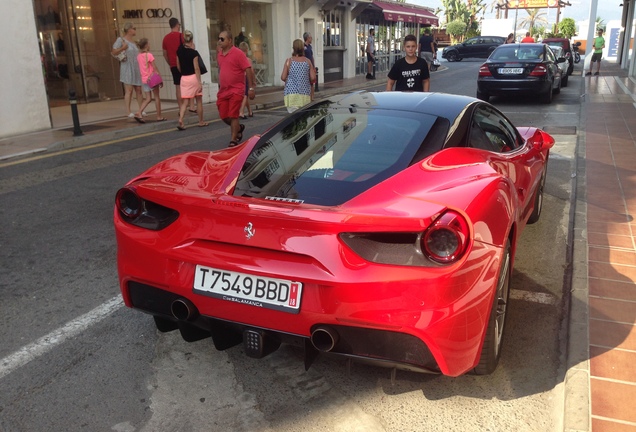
top-left (314, 67), bottom-right (319, 92)
top-left (69, 89), bottom-right (83, 136)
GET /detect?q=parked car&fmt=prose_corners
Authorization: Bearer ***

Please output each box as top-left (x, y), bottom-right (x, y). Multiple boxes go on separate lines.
top-left (548, 46), bottom-right (569, 87)
top-left (115, 91), bottom-right (555, 377)
top-left (477, 43), bottom-right (565, 104)
top-left (542, 37), bottom-right (574, 75)
top-left (442, 36), bottom-right (505, 61)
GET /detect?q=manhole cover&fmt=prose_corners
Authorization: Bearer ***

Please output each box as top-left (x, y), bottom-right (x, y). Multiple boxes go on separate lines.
top-left (541, 126), bottom-right (577, 135)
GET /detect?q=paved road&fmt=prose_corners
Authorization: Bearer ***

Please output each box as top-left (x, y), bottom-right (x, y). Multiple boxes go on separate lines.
top-left (0, 60), bottom-right (582, 431)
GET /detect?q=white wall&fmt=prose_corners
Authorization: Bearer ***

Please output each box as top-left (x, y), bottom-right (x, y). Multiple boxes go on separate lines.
top-left (0, 0), bottom-right (51, 139)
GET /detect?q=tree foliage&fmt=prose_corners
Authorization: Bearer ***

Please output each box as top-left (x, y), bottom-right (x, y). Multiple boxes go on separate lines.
top-left (438, 0), bottom-right (487, 34)
top-left (558, 18), bottom-right (576, 39)
top-left (446, 19), bottom-right (468, 42)
top-left (519, 8), bottom-right (548, 32)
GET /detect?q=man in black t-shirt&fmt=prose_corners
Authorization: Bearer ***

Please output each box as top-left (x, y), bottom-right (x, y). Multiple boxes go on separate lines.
top-left (418, 28), bottom-right (436, 70)
top-left (386, 35), bottom-right (430, 92)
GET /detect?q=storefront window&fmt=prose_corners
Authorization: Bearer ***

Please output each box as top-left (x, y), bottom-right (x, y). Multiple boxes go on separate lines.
top-left (206, 0), bottom-right (272, 86)
top-left (323, 8), bottom-right (344, 47)
top-left (356, 16), bottom-right (419, 76)
top-left (35, 0), bottom-right (120, 105)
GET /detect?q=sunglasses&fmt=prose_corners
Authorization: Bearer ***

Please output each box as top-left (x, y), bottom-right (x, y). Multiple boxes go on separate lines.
top-left (218, 37), bottom-right (225, 41)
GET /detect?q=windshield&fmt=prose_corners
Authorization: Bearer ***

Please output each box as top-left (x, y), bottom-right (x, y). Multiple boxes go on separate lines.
top-left (233, 102), bottom-right (446, 206)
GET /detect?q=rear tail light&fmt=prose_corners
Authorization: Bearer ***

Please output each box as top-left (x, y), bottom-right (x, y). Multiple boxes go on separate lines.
top-left (529, 65), bottom-right (547, 76)
top-left (116, 186), bottom-right (179, 230)
top-left (478, 65), bottom-right (492, 77)
top-left (421, 211), bottom-right (470, 264)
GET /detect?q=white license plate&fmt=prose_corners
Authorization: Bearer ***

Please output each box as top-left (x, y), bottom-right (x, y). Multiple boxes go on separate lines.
top-left (498, 68), bottom-right (523, 74)
top-left (193, 265), bottom-right (303, 313)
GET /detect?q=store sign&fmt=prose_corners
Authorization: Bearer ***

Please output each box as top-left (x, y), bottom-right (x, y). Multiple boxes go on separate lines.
top-left (122, 8), bottom-right (173, 19)
top-left (507, 0), bottom-right (559, 8)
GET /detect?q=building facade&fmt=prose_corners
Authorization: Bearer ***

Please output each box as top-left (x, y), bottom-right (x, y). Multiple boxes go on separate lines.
top-left (4, 0), bottom-right (437, 139)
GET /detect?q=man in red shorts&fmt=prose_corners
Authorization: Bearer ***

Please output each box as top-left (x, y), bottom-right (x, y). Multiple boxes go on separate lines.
top-left (217, 30), bottom-right (256, 146)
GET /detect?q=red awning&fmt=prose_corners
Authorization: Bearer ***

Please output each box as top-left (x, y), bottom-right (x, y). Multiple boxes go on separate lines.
top-left (372, 0), bottom-right (439, 26)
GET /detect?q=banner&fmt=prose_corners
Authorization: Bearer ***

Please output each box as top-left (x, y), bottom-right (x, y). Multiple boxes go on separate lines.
top-left (506, 0), bottom-right (560, 9)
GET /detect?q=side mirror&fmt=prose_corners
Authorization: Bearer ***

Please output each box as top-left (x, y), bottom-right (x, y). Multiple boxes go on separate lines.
top-left (528, 129), bottom-right (555, 151)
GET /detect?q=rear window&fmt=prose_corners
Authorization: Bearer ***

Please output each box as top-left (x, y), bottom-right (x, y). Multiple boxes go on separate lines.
top-left (233, 103), bottom-right (447, 206)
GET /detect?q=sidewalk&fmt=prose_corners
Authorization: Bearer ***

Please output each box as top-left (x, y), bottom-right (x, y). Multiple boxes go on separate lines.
top-left (2, 63), bottom-right (636, 431)
top-left (565, 62), bottom-right (636, 432)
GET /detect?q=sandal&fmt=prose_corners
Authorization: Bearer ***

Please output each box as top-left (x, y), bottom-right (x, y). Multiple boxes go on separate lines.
top-left (198, 122), bottom-right (209, 127)
top-left (156, 117), bottom-right (167, 122)
top-left (188, 109), bottom-right (198, 113)
top-left (229, 140), bottom-right (239, 147)
top-left (237, 123), bottom-right (245, 141)
top-left (177, 121), bottom-right (186, 131)
top-left (248, 112), bottom-right (253, 117)
top-left (134, 116), bottom-right (145, 124)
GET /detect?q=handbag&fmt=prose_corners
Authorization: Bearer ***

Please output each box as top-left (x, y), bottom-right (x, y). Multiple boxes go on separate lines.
top-left (112, 38), bottom-right (127, 62)
top-left (198, 56), bottom-right (207, 75)
top-left (146, 53), bottom-right (163, 88)
top-left (147, 72), bottom-right (163, 88)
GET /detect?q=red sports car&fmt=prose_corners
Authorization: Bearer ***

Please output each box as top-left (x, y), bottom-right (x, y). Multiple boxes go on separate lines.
top-left (115, 92), bottom-right (554, 376)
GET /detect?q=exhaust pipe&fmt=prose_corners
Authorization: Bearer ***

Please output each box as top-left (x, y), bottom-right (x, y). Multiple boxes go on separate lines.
top-left (311, 326), bottom-right (339, 352)
top-left (171, 298), bottom-right (198, 321)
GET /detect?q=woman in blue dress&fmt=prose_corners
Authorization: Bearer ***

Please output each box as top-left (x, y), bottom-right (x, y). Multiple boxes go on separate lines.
top-left (112, 22), bottom-right (143, 119)
top-left (281, 39), bottom-right (316, 113)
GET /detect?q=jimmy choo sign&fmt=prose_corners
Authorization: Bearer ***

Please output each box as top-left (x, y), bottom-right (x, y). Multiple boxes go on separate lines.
top-left (122, 8), bottom-right (173, 19)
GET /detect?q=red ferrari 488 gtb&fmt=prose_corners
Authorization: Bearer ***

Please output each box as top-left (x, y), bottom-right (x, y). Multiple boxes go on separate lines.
top-left (115, 91), bottom-right (554, 376)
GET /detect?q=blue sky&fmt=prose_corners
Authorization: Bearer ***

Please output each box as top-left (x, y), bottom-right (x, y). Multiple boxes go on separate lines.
top-left (411, 0), bottom-right (624, 24)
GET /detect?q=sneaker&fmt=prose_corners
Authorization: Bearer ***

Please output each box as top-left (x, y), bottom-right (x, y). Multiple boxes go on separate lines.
top-left (142, 111), bottom-right (148, 117)
top-left (127, 113), bottom-right (135, 118)
top-left (594, 72), bottom-right (599, 76)
top-left (585, 72), bottom-right (592, 76)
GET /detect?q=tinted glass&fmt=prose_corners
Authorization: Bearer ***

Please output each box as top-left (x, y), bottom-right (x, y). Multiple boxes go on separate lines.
top-left (233, 103), bottom-right (445, 206)
top-left (469, 105), bottom-right (520, 153)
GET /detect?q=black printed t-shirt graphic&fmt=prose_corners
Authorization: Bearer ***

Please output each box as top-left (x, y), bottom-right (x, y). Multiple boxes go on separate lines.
top-left (388, 57), bottom-right (430, 92)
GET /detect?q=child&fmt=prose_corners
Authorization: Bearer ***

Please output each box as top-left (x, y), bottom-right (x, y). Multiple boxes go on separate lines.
top-left (238, 41), bottom-right (253, 119)
top-left (135, 38), bottom-right (166, 123)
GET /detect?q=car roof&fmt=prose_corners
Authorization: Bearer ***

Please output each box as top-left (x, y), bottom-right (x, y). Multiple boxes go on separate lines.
top-left (329, 91), bottom-right (478, 121)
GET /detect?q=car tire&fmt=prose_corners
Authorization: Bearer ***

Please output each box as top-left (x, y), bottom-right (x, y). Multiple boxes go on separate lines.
top-left (527, 165), bottom-right (547, 224)
top-left (476, 90), bottom-right (490, 102)
top-left (473, 239), bottom-right (511, 375)
top-left (541, 83), bottom-right (553, 104)
top-left (446, 51), bottom-right (458, 62)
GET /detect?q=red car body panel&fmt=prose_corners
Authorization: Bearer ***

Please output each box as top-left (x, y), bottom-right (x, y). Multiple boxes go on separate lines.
top-left (115, 94), bottom-right (553, 376)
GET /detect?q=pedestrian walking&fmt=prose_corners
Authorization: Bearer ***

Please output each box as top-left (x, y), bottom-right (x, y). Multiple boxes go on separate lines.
top-left (162, 18), bottom-right (196, 114)
top-left (281, 39), bottom-right (316, 113)
top-left (111, 22), bottom-right (143, 119)
top-left (216, 30), bottom-right (256, 146)
top-left (176, 30), bottom-right (207, 130)
top-left (386, 34), bottom-right (430, 92)
top-left (303, 32), bottom-right (316, 100)
top-left (238, 41), bottom-right (253, 119)
top-left (418, 28), bottom-right (435, 70)
top-left (135, 38), bottom-right (166, 123)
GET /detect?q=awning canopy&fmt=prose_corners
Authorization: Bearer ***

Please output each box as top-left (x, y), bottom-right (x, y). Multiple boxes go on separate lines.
top-left (372, 0), bottom-right (439, 26)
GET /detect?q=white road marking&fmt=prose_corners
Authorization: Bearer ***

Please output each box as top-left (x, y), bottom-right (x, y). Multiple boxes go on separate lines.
top-left (510, 289), bottom-right (558, 306)
top-left (0, 296), bottom-right (123, 380)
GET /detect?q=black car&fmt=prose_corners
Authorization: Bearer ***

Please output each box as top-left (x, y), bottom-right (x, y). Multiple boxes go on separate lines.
top-left (442, 36), bottom-right (505, 62)
top-left (542, 38), bottom-right (574, 75)
top-left (476, 43), bottom-right (565, 104)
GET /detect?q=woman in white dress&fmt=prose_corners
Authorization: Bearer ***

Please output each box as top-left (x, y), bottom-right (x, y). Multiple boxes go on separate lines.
top-left (112, 22), bottom-right (144, 119)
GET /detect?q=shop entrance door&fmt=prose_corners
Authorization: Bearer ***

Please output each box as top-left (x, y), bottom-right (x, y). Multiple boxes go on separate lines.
top-left (36, 0), bottom-right (122, 108)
